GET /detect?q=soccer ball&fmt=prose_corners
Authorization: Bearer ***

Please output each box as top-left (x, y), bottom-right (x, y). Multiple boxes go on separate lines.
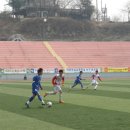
top-left (47, 101), bottom-right (52, 108)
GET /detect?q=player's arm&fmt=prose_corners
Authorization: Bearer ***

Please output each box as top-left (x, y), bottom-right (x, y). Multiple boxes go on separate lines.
top-left (52, 76), bottom-right (56, 86)
top-left (39, 81), bottom-right (43, 90)
top-left (98, 76), bottom-right (102, 81)
top-left (40, 86), bottom-right (43, 90)
top-left (40, 84), bottom-right (43, 90)
top-left (62, 77), bottom-right (65, 86)
top-left (33, 76), bottom-right (36, 81)
top-left (38, 76), bottom-right (43, 90)
top-left (76, 76), bottom-right (80, 81)
top-left (81, 78), bottom-right (86, 80)
top-left (80, 77), bottom-right (86, 80)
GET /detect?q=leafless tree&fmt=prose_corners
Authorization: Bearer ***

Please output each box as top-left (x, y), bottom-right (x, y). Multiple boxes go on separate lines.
top-left (122, 1), bottom-right (130, 22)
top-left (112, 16), bottom-right (121, 22)
top-left (54, 0), bottom-right (74, 9)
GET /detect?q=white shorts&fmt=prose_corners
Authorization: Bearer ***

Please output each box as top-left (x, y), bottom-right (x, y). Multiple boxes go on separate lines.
top-left (54, 85), bottom-right (62, 93)
top-left (91, 80), bottom-right (99, 85)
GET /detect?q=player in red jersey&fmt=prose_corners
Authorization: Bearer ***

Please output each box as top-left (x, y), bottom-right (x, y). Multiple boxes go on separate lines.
top-left (91, 70), bottom-right (102, 90)
top-left (44, 70), bottom-right (64, 103)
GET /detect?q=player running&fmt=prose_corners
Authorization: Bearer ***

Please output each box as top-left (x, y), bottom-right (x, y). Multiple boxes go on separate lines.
top-left (44, 69), bottom-right (65, 103)
top-left (91, 70), bottom-right (102, 90)
top-left (70, 71), bottom-right (86, 90)
top-left (25, 68), bottom-right (45, 108)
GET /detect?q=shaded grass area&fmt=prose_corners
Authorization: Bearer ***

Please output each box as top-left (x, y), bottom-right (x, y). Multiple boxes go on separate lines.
top-left (0, 110), bottom-right (72, 130)
top-left (0, 93), bottom-right (130, 130)
top-left (1, 79), bottom-right (130, 130)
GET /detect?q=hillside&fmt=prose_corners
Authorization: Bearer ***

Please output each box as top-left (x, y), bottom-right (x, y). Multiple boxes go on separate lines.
top-left (0, 17), bottom-right (130, 41)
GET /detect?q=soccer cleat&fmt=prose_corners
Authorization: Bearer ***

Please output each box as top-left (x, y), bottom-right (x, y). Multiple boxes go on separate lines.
top-left (59, 100), bottom-right (64, 104)
top-left (42, 103), bottom-right (46, 107)
top-left (25, 103), bottom-right (30, 108)
top-left (82, 87), bottom-right (86, 90)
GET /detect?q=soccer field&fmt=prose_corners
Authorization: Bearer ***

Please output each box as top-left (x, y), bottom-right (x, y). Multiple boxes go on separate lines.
top-left (0, 79), bottom-right (130, 130)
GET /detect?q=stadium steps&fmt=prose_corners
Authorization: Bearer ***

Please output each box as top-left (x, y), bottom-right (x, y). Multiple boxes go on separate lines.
top-left (44, 41), bottom-right (68, 69)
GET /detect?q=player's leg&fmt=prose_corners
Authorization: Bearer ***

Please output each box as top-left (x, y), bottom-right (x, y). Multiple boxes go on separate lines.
top-left (91, 80), bottom-right (97, 90)
top-left (36, 91), bottom-right (45, 105)
top-left (58, 86), bottom-right (64, 103)
top-left (25, 93), bottom-right (36, 108)
top-left (71, 81), bottom-right (78, 88)
top-left (86, 81), bottom-right (92, 88)
top-left (44, 86), bottom-right (58, 97)
top-left (59, 91), bottom-right (64, 103)
top-left (94, 81), bottom-right (99, 90)
top-left (44, 91), bottom-right (57, 97)
top-left (79, 81), bottom-right (85, 89)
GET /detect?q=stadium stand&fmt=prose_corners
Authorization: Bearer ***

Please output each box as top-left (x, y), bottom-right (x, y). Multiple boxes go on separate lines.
top-left (49, 42), bottom-right (130, 68)
top-left (0, 41), bottom-right (61, 69)
top-left (0, 41), bottom-right (130, 69)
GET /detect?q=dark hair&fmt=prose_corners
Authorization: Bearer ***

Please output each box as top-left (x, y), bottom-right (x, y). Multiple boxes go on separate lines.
top-left (59, 69), bottom-right (63, 73)
top-left (96, 70), bottom-right (98, 72)
top-left (38, 68), bottom-right (43, 73)
top-left (80, 71), bottom-right (83, 73)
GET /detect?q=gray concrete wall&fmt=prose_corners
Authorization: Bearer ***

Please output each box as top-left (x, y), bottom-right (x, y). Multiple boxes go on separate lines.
top-left (0, 73), bottom-right (130, 81)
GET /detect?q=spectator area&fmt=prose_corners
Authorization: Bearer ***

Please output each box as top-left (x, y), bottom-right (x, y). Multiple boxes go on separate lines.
top-left (50, 42), bottom-right (130, 68)
top-left (0, 41), bottom-right (130, 69)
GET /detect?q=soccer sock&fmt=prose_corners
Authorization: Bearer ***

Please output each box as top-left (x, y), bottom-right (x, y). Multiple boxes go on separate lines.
top-left (71, 85), bottom-right (74, 88)
top-left (46, 92), bottom-right (55, 95)
top-left (94, 85), bottom-right (98, 89)
top-left (37, 95), bottom-right (45, 104)
top-left (41, 100), bottom-right (45, 104)
top-left (72, 83), bottom-right (77, 88)
top-left (80, 83), bottom-right (84, 88)
top-left (28, 96), bottom-right (34, 103)
top-left (27, 101), bottom-right (30, 104)
top-left (38, 95), bottom-right (42, 101)
top-left (59, 93), bottom-right (62, 101)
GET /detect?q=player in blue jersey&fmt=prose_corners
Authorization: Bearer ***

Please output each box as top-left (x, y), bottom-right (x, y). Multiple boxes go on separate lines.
top-left (25, 68), bottom-right (45, 108)
top-left (70, 71), bottom-right (86, 90)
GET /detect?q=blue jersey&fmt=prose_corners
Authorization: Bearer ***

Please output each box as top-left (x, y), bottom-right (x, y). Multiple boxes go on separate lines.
top-left (75, 74), bottom-right (82, 83)
top-left (32, 75), bottom-right (42, 92)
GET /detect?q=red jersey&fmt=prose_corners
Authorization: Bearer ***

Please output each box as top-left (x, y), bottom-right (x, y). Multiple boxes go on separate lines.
top-left (52, 74), bottom-right (64, 86)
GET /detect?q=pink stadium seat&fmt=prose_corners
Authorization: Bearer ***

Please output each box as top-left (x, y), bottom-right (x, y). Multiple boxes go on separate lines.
top-left (49, 42), bottom-right (130, 68)
top-left (0, 41), bottom-right (61, 69)
top-left (0, 41), bottom-right (130, 69)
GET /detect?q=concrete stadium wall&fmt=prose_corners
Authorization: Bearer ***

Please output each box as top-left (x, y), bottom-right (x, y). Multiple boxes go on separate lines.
top-left (0, 73), bottom-right (130, 81)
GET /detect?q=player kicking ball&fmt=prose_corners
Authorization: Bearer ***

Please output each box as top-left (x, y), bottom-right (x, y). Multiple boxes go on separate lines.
top-left (25, 68), bottom-right (45, 108)
top-left (44, 70), bottom-right (65, 103)
top-left (70, 71), bottom-right (86, 90)
top-left (91, 70), bottom-right (102, 90)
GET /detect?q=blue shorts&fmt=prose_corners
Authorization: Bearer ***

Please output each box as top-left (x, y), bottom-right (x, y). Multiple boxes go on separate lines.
top-left (74, 80), bottom-right (81, 84)
top-left (32, 89), bottom-right (40, 95)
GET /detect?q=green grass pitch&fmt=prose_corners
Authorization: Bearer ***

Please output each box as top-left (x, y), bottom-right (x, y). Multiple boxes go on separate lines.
top-left (0, 79), bottom-right (130, 130)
